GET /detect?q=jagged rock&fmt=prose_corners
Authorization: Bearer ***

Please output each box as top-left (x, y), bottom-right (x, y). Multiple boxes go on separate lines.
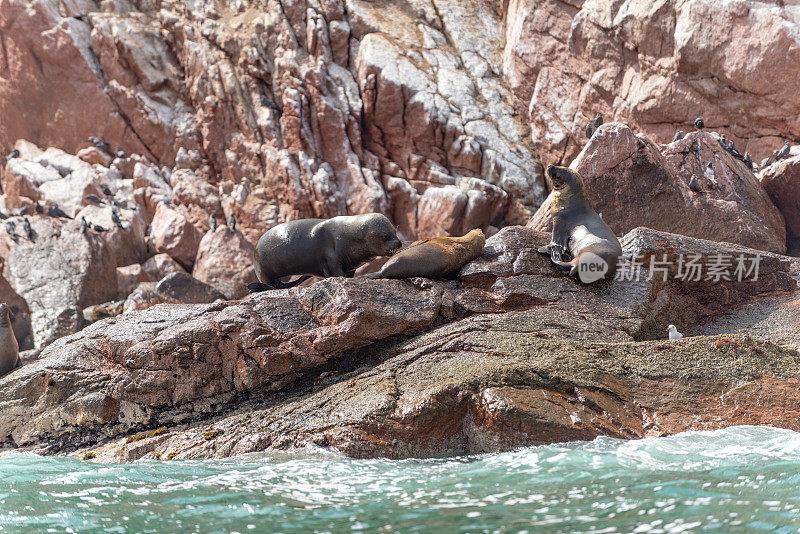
top-left (148, 204), bottom-right (202, 269)
top-left (504, 0), bottom-right (800, 164)
top-left (529, 125), bottom-right (786, 254)
top-left (77, 204), bottom-right (148, 268)
top-left (0, 215), bottom-right (117, 349)
top-left (759, 155), bottom-right (800, 255)
top-left (142, 253), bottom-right (186, 282)
top-left (0, 226), bottom-right (796, 456)
top-left (154, 272), bottom-right (225, 305)
top-left (88, 332), bottom-right (800, 462)
top-left (77, 147), bottom-right (113, 167)
top-left (0, 0), bottom-right (545, 241)
top-left (192, 228), bottom-right (257, 299)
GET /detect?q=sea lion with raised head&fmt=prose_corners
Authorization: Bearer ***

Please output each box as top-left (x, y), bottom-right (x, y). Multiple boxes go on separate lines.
top-left (0, 304), bottom-right (19, 377)
top-left (361, 228), bottom-right (486, 280)
top-left (537, 165), bottom-right (622, 283)
top-left (249, 214), bottom-right (402, 292)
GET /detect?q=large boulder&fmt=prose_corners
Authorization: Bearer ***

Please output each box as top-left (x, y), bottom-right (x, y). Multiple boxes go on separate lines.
top-left (0, 226), bottom-right (796, 455)
top-left (529, 125), bottom-right (786, 254)
top-left (192, 228), bottom-right (257, 299)
top-left (148, 204), bottom-right (202, 269)
top-left (759, 155), bottom-right (800, 255)
top-left (0, 215), bottom-right (117, 349)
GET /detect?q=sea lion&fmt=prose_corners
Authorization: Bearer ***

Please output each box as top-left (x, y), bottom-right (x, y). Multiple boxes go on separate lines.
top-left (537, 165), bottom-right (622, 283)
top-left (361, 228), bottom-right (486, 280)
top-left (250, 213), bottom-right (402, 292)
top-left (0, 303), bottom-right (19, 377)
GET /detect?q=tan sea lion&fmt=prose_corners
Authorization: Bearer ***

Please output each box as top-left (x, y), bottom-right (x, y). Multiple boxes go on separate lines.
top-left (361, 228), bottom-right (486, 280)
top-left (0, 303), bottom-right (19, 377)
top-left (249, 214), bottom-right (402, 292)
top-left (537, 165), bottom-right (622, 283)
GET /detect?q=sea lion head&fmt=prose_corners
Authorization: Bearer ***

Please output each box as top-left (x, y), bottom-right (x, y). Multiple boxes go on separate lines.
top-left (361, 214), bottom-right (402, 256)
top-left (546, 165), bottom-right (590, 212)
top-left (546, 165), bottom-right (583, 192)
top-left (461, 228), bottom-right (486, 256)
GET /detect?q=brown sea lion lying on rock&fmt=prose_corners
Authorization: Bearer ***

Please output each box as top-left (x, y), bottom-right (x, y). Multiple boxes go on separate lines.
top-left (537, 165), bottom-right (622, 283)
top-left (248, 214), bottom-right (402, 293)
top-left (361, 229), bottom-right (486, 280)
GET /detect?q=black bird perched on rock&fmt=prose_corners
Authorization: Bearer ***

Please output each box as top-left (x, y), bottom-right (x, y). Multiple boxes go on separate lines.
top-left (209, 214), bottom-right (217, 232)
top-left (85, 194), bottom-right (106, 205)
top-left (694, 117), bottom-right (704, 131)
top-left (80, 216), bottom-right (89, 235)
top-left (585, 113), bottom-right (603, 138)
top-left (114, 148), bottom-right (126, 159)
top-left (744, 153), bottom-right (755, 170)
top-left (11, 206), bottom-right (29, 217)
top-left (776, 140), bottom-right (791, 160)
top-left (21, 218), bottom-right (32, 240)
top-left (688, 174), bottom-right (702, 194)
top-left (5, 221), bottom-right (17, 243)
top-left (88, 136), bottom-right (110, 153)
top-left (228, 213), bottom-right (236, 233)
top-left (260, 96), bottom-right (281, 113)
top-left (111, 209), bottom-right (124, 229)
top-left (5, 148), bottom-right (19, 162)
top-left (34, 202), bottom-right (43, 214)
top-left (47, 204), bottom-right (72, 219)
top-left (672, 131), bottom-right (683, 142)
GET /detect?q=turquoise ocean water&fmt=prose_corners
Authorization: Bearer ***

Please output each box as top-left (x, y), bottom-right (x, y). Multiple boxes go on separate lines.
top-left (0, 426), bottom-right (798, 533)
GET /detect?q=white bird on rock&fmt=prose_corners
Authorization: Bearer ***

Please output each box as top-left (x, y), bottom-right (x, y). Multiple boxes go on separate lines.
top-left (667, 324), bottom-right (683, 340)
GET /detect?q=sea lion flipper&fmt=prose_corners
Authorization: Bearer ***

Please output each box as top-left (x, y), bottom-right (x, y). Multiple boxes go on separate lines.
top-left (247, 282), bottom-right (274, 293)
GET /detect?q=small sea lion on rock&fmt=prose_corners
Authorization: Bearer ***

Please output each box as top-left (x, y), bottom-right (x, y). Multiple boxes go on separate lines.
top-left (361, 229), bottom-right (486, 280)
top-left (249, 214), bottom-right (402, 292)
top-left (0, 304), bottom-right (19, 377)
top-left (537, 165), bottom-right (622, 283)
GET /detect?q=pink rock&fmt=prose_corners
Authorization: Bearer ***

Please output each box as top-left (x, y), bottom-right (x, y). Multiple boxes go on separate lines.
top-left (759, 155), bottom-right (800, 255)
top-left (148, 204), bottom-right (202, 269)
top-left (192, 227), bottom-right (257, 299)
top-left (77, 147), bottom-right (113, 167)
top-left (76, 205), bottom-right (148, 268)
top-left (503, 0), bottom-right (800, 165)
top-left (528, 124), bottom-right (786, 254)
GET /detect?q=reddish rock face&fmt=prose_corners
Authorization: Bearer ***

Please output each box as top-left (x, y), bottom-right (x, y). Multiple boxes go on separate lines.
top-left (192, 228), bottom-right (257, 299)
top-left (503, 0), bottom-right (800, 165)
top-left (529, 124), bottom-right (786, 254)
top-left (759, 155), bottom-right (800, 255)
